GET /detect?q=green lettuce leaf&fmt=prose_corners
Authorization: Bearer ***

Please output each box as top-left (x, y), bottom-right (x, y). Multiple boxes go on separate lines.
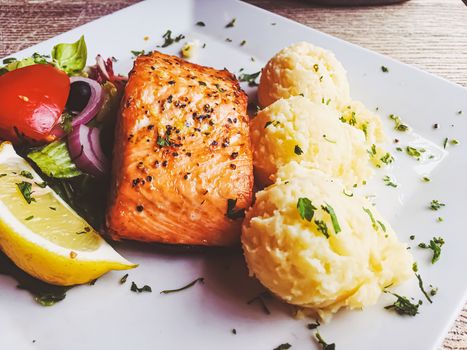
top-left (0, 53), bottom-right (50, 76)
top-left (27, 141), bottom-right (82, 178)
top-left (51, 35), bottom-right (87, 74)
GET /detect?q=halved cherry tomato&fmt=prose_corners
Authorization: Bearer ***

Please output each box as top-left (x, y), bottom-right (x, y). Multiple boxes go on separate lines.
top-left (0, 64), bottom-right (70, 144)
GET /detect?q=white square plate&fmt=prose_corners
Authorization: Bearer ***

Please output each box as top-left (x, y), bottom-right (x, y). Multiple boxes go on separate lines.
top-left (1, 1), bottom-right (466, 349)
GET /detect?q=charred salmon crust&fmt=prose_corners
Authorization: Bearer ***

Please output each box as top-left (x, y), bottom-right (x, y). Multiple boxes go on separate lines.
top-left (106, 51), bottom-right (253, 246)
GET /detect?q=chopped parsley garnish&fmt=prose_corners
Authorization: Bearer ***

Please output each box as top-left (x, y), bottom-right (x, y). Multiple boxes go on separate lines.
top-left (363, 207), bottom-right (378, 231)
top-left (60, 112), bottom-right (73, 134)
top-left (130, 282), bottom-right (152, 293)
top-left (265, 120), bottom-right (280, 128)
top-left (131, 50), bottom-right (145, 57)
top-left (314, 220), bottom-right (329, 238)
top-left (32, 290), bottom-right (67, 306)
top-left (225, 18), bottom-right (236, 28)
top-left (159, 30), bottom-right (185, 48)
top-left (20, 170), bottom-right (33, 179)
top-left (196, 21), bottom-right (206, 26)
top-left (307, 320), bottom-right (320, 329)
top-left (380, 152), bottom-right (394, 165)
top-left (273, 344), bottom-right (292, 350)
top-left (342, 189), bottom-right (353, 197)
top-left (377, 220), bottom-right (386, 232)
top-left (384, 291), bottom-right (421, 316)
top-left (381, 66), bottom-right (389, 73)
top-left (422, 177), bottom-right (431, 182)
top-left (232, 328), bottom-right (237, 334)
top-left (238, 71), bottom-right (260, 87)
top-left (226, 199), bottom-right (245, 219)
top-left (315, 331), bottom-right (335, 350)
top-left (429, 200), bottom-right (445, 210)
top-left (322, 134), bottom-right (336, 143)
top-left (389, 114), bottom-right (408, 132)
top-left (0, 173), bottom-right (6, 178)
top-left (297, 197), bottom-right (316, 222)
top-left (156, 135), bottom-right (172, 147)
top-left (247, 292), bottom-right (271, 315)
top-left (443, 137), bottom-right (448, 149)
top-left (25, 215), bottom-right (34, 221)
top-left (160, 277), bottom-right (204, 294)
top-left (383, 175), bottom-right (397, 187)
top-left (437, 217), bottom-right (443, 222)
top-left (457, 110), bottom-right (463, 115)
top-left (35, 181), bottom-right (47, 188)
top-left (405, 146), bottom-right (423, 160)
top-left (49, 206), bottom-right (56, 211)
top-left (418, 236), bottom-right (444, 264)
top-left (16, 181), bottom-right (35, 204)
top-left (294, 145), bottom-right (303, 155)
top-left (321, 203), bottom-right (341, 234)
top-left (120, 273), bottom-right (129, 284)
top-left (240, 40), bottom-right (246, 46)
top-left (415, 272), bottom-right (433, 304)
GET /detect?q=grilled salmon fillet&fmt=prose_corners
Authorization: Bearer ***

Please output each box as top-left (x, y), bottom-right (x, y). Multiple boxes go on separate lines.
top-left (106, 51), bottom-right (253, 246)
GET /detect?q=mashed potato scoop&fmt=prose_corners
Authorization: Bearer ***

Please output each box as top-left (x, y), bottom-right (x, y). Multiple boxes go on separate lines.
top-left (242, 162), bottom-right (413, 319)
top-left (250, 96), bottom-right (372, 188)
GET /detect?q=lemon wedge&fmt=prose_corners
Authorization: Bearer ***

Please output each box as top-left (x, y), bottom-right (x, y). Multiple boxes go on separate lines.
top-left (0, 142), bottom-right (136, 286)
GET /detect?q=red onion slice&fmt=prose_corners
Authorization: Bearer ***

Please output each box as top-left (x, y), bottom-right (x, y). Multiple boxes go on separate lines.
top-left (52, 77), bottom-right (104, 138)
top-left (68, 124), bottom-right (108, 177)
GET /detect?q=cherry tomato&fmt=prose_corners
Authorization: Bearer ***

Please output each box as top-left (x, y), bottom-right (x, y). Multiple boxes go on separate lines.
top-left (0, 64), bottom-right (70, 144)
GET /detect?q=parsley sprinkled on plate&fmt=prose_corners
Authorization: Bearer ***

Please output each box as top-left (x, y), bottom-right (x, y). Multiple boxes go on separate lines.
top-left (418, 237), bottom-right (444, 264)
top-left (381, 65), bottom-right (389, 73)
top-left (160, 277), bottom-right (204, 294)
top-left (363, 207), bottom-right (378, 231)
top-left (20, 170), bottom-right (33, 179)
top-left (120, 274), bottom-right (129, 284)
top-left (130, 282), bottom-right (152, 293)
top-left (430, 200), bottom-right (445, 210)
top-left (315, 331), bottom-right (335, 350)
top-left (321, 203), bottom-right (341, 234)
top-left (384, 291), bottom-right (421, 316)
top-left (238, 71), bottom-right (260, 87)
top-left (225, 18), bottom-right (236, 28)
top-left (131, 50), bottom-right (145, 57)
top-left (273, 343), bottom-right (292, 350)
top-left (389, 114), bottom-right (409, 132)
top-left (383, 175), bottom-right (397, 188)
top-left (314, 220), bottom-right (329, 238)
top-left (196, 21), bottom-right (206, 27)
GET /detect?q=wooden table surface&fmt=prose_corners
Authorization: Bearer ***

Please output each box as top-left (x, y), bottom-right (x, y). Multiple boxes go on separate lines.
top-left (0, 0), bottom-right (466, 348)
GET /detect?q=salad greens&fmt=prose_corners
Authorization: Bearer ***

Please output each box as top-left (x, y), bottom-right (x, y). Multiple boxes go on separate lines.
top-left (51, 35), bottom-right (87, 74)
top-left (27, 141), bottom-right (82, 178)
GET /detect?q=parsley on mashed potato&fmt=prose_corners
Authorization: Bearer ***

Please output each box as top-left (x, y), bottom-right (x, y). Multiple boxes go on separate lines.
top-left (242, 162), bottom-right (413, 319)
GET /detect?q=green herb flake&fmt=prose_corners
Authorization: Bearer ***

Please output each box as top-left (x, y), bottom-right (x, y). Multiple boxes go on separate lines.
top-left (363, 207), bottom-right (378, 231)
top-left (246, 292), bottom-right (271, 315)
top-left (265, 120), bottom-right (280, 128)
top-left (321, 203), bottom-right (341, 234)
top-left (231, 328), bottom-right (237, 334)
top-left (156, 135), bottom-right (172, 147)
top-left (377, 220), bottom-right (386, 232)
top-left (422, 177), bottom-right (431, 182)
top-left (297, 198), bottom-right (317, 222)
top-left (342, 189), bottom-right (353, 197)
top-left (380, 152), bottom-right (394, 165)
top-left (457, 110), bottom-right (463, 115)
top-left (389, 114), bottom-right (409, 132)
top-left (20, 170), bottom-right (33, 179)
top-left (130, 282), bottom-right (152, 293)
top-left (383, 175), bottom-right (397, 188)
top-left (415, 272), bottom-right (433, 304)
top-left (314, 220), bottom-right (329, 238)
top-left (322, 134), bottom-right (336, 144)
top-left (384, 291), bottom-right (421, 316)
top-left (294, 145), bottom-right (303, 155)
top-left (225, 18), bottom-right (236, 28)
top-left (437, 217), bottom-right (443, 222)
top-left (240, 40), bottom-right (246, 46)
top-left (381, 66), bottom-right (389, 73)
top-left (238, 71), bottom-right (260, 87)
top-left (273, 344), bottom-right (292, 350)
top-left (131, 50), bottom-right (145, 57)
top-left (160, 277), bottom-right (204, 294)
top-left (418, 236), bottom-right (444, 264)
top-left (226, 199), bottom-right (245, 220)
top-left (405, 146), bottom-right (422, 160)
top-left (0, 173), bottom-right (7, 178)
top-left (315, 331), bottom-right (335, 350)
top-left (410, 235), bottom-right (415, 240)
top-left (16, 181), bottom-right (36, 204)
top-left (429, 200), bottom-right (445, 210)
top-left (443, 137), bottom-right (448, 149)
top-left (159, 30), bottom-right (185, 48)
top-left (450, 139), bottom-right (459, 145)
top-left (25, 215), bottom-right (34, 221)
top-left (119, 273), bottom-right (129, 284)
top-left (196, 21), bottom-right (206, 27)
